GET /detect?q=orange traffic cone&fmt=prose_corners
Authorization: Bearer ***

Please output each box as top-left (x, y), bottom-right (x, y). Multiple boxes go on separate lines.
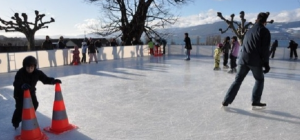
top-left (44, 83), bottom-right (77, 134)
top-left (15, 89), bottom-right (48, 140)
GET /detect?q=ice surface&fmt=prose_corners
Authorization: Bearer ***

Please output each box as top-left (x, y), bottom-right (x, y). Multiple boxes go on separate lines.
top-left (0, 56), bottom-right (300, 140)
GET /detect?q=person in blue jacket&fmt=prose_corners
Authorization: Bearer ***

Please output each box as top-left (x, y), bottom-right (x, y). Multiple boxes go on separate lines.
top-left (222, 12), bottom-right (271, 108)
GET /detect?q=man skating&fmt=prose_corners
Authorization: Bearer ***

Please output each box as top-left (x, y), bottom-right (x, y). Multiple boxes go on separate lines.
top-left (222, 12), bottom-right (271, 109)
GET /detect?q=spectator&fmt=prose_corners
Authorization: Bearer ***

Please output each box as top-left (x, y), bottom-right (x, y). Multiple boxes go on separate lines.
top-left (157, 38), bottom-right (167, 55)
top-left (94, 39), bottom-right (102, 48)
top-left (88, 41), bottom-right (98, 64)
top-left (70, 46), bottom-right (80, 65)
top-left (42, 35), bottom-right (53, 50)
top-left (58, 36), bottom-right (66, 49)
top-left (81, 41), bottom-right (88, 63)
top-left (148, 38), bottom-right (154, 55)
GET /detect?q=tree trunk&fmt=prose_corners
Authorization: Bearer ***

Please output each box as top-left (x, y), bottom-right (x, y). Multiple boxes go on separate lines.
top-left (121, 1), bottom-right (150, 45)
top-left (26, 33), bottom-right (35, 51)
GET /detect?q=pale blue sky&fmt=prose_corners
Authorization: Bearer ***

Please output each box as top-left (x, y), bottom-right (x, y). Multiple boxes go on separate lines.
top-left (0, 0), bottom-right (299, 38)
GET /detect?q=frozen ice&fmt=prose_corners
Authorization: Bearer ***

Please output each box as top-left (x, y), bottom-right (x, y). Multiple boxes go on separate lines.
top-left (0, 56), bottom-right (300, 140)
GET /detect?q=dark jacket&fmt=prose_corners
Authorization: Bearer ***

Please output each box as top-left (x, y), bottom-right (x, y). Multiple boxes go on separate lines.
top-left (94, 40), bottom-right (102, 48)
top-left (184, 37), bottom-right (192, 50)
top-left (132, 40), bottom-right (139, 45)
top-left (222, 41), bottom-right (231, 53)
top-left (238, 23), bottom-right (271, 67)
top-left (58, 40), bottom-right (66, 49)
top-left (42, 40), bottom-right (53, 50)
top-left (111, 41), bottom-right (118, 47)
top-left (88, 44), bottom-right (97, 53)
top-left (13, 68), bottom-right (54, 99)
top-left (288, 41), bottom-right (298, 50)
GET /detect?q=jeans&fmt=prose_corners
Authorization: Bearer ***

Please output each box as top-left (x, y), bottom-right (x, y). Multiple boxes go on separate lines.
top-left (223, 53), bottom-right (229, 66)
top-left (81, 53), bottom-right (86, 63)
top-left (230, 54), bottom-right (237, 69)
top-left (223, 64), bottom-right (264, 104)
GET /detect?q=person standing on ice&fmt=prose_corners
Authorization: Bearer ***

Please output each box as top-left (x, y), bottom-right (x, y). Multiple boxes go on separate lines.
top-left (184, 32), bottom-right (192, 60)
top-left (227, 36), bottom-right (240, 73)
top-left (12, 56), bottom-right (62, 129)
top-left (221, 36), bottom-right (231, 69)
top-left (222, 12), bottom-right (271, 108)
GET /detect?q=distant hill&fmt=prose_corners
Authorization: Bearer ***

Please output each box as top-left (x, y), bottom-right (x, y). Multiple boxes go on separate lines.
top-left (163, 21), bottom-right (300, 42)
top-left (1, 21), bottom-right (300, 43)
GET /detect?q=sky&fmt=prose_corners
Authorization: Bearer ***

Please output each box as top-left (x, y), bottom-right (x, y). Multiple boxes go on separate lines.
top-left (0, 0), bottom-right (299, 38)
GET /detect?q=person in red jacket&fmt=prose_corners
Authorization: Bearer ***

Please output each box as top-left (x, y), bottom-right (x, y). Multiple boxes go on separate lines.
top-left (71, 46), bottom-right (80, 65)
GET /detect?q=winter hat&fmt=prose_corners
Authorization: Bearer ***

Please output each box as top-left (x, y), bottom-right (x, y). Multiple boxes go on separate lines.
top-left (231, 36), bottom-right (237, 41)
top-left (257, 12), bottom-right (269, 23)
top-left (218, 43), bottom-right (223, 48)
top-left (225, 36), bottom-right (230, 41)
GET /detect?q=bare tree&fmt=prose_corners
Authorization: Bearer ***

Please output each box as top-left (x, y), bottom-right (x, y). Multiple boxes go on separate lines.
top-left (217, 11), bottom-right (274, 44)
top-left (0, 10), bottom-right (55, 50)
top-left (86, 0), bottom-right (191, 45)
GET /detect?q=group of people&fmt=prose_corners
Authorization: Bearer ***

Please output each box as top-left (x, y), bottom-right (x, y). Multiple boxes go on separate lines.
top-left (269, 39), bottom-right (298, 60)
top-left (147, 38), bottom-right (167, 56)
top-left (213, 36), bottom-right (240, 73)
top-left (70, 37), bottom-right (101, 65)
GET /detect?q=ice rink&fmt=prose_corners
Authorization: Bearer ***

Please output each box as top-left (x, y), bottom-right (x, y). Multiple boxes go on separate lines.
top-left (0, 55), bottom-right (300, 140)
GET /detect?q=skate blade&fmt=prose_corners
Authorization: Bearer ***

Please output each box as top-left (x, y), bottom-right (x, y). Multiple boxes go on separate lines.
top-left (252, 106), bottom-right (266, 110)
top-left (221, 106), bottom-right (230, 111)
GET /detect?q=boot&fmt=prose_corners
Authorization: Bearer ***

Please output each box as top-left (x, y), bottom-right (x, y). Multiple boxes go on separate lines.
top-left (228, 69), bottom-right (234, 73)
top-left (252, 102), bottom-right (266, 107)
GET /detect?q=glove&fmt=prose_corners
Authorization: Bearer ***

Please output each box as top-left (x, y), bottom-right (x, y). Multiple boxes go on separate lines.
top-left (21, 83), bottom-right (31, 90)
top-left (52, 79), bottom-right (62, 84)
top-left (263, 62), bottom-right (270, 74)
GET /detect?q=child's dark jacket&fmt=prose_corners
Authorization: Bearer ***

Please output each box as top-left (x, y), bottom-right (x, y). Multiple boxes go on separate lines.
top-left (13, 68), bottom-right (54, 99)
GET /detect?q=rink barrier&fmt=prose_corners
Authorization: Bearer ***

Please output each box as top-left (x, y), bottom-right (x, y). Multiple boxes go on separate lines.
top-left (0, 45), bottom-right (297, 73)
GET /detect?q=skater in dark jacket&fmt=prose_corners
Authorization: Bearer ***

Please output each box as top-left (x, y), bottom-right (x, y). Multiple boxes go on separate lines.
top-left (184, 33), bottom-right (192, 60)
top-left (287, 40), bottom-right (298, 60)
top-left (269, 40), bottom-right (278, 58)
top-left (12, 56), bottom-right (62, 129)
top-left (222, 12), bottom-right (271, 108)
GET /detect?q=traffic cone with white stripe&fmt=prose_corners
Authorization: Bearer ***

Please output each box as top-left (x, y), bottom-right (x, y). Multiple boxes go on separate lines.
top-left (44, 83), bottom-right (77, 134)
top-left (15, 89), bottom-right (48, 140)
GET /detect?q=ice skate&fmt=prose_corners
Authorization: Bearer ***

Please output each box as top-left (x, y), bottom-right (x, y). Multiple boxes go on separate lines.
top-left (252, 102), bottom-right (266, 110)
top-left (233, 68), bottom-right (237, 73)
top-left (223, 65), bottom-right (229, 69)
top-left (221, 101), bottom-right (229, 109)
top-left (214, 67), bottom-right (221, 71)
top-left (228, 69), bottom-right (234, 73)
